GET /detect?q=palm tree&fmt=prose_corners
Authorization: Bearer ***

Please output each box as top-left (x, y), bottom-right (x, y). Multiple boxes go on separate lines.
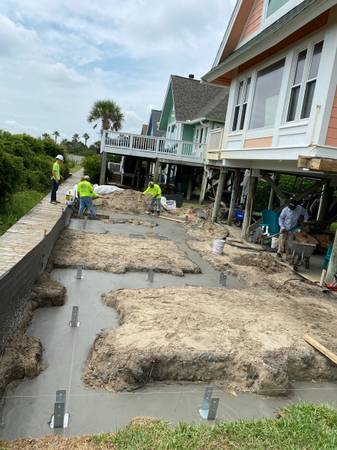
top-left (52, 131), bottom-right (60, 143)
top-left (42, 133), bottom-right (51, 140)
top-left (83, 133), bottom-right (90, 146)
top-left (88, 100), bottom-right (124, 133)
top-left (72, 133), bottom-right (80, 143)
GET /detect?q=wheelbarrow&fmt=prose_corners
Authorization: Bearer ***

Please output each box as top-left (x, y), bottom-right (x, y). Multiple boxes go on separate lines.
top-left (286, 240), bottom-right (317, 271)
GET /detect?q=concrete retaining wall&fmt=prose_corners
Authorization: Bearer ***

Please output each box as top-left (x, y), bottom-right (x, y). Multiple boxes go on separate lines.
top-left (0, 208), bottom-right (72, 353)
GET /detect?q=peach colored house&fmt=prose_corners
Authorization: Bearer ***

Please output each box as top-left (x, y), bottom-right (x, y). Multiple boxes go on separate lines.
top-left (203, 0), bottom-right (337, 233)
top-left (204, 0), bottom-right (337, 173)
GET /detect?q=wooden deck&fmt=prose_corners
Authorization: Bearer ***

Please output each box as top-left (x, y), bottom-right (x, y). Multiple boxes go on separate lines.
top-left (0, 171), bottom-right (82, 277)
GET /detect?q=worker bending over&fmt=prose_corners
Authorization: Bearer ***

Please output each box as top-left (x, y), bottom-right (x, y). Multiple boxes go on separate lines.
top-left (277, 198), bottom-right (308, 258)
top-left (77, 175), bottom-right (99, 218)
top-left (143, 181), bottom-right (162, 216)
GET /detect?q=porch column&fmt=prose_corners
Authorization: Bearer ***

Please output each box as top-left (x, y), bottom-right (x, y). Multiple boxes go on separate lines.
top-left (268, 173), bottom-right (279, 210)
top-left (99, 151), bottom-right (107, 185)
top-left (241, 172), bottom-right (257, 241)
top-left (317, 181), bottom-right (330, 222)
top-left (227, 169), bottom-right (241, 226)
top-left (166, 164), bottom-right (172, 187)
top-left (144, 160), bottom-right (151, 187)
top-left (186, 170), bottom-right (193, 201)
top-left (326, 230), bottom-right (337, 284)
top-left (153, 159), bottom-right (160, 182)
top-left (199, 167), bottom-right (208, 205)
top-left (212, 168), bottom-right (226, 223)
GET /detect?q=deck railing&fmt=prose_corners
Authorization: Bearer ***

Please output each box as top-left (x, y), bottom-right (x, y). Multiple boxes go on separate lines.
top-left (103, 131), bottom-right (206, 163)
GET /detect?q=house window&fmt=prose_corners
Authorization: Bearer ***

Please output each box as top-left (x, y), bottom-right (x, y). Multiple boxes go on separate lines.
top-left (232, 78), bottom-right (251, 131)
top-left (267, 0), bottom-right (290, 17)
top-left (286, 41), bottom-right (323, 122)
top-left (250, 59), bottom-right (285, 129)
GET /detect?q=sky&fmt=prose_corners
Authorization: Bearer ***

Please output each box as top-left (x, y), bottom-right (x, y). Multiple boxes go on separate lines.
top-left (0, 0), bottom-right (235, 143)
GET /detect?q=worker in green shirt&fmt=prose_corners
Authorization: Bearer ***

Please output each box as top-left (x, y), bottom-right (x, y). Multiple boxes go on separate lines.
top-left (77, 175), bottom-right (99, 217)
top-left (143, 181), bottom-right (162, 215)
top-left (50, 154), bottom-right (64, 204)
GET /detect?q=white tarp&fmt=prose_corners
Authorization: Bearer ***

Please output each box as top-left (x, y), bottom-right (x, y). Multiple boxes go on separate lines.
top-left (93, 184), bottom-right (124, 195)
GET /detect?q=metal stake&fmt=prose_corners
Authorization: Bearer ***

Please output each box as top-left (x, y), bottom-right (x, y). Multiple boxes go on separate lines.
top-left (199, 386), bottom-right (219, 421)
top-left (147, 270), bottom-right (154, 282)
top-left (76, 266), bottom-right (83, 280)
top-left (69, 306), bottom-right (80, 327)
top-left (219, 272), bottom-right (227, 287)
top-left (50, 390), bottom-right (69, 429)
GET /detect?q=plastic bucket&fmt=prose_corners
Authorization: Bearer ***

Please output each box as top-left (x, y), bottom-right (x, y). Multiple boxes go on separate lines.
top-left (212, 239), bottom-right (226, 255)
top-left (271, 237), bottom-right (279, 249)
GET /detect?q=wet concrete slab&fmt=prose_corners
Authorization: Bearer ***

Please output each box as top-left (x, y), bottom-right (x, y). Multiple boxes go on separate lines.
top-left (1, 267), bottom-right (337, 439)
top-left (2, 214), bottom-right (337, 439)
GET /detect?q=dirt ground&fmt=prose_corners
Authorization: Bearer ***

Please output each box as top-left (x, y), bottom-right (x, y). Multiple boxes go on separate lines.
top-left (0, 274), bottom-right (66, 396)
top-left (52, 229), bottom-right (200, 276)
top-left (84, 286), bottom-right (337, 396)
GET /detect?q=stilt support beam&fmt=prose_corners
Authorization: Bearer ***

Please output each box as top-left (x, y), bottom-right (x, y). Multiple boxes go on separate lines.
top-left (199, 167), bottom-right (208, 205)
top-left (227, 169), bottom-right (240, 226)
top-left (99, 152), bottom-right (107, 185)
top-left (241, 172), bottom-right (257, 241)
top-left (212, 168), bottom-right (226, 223)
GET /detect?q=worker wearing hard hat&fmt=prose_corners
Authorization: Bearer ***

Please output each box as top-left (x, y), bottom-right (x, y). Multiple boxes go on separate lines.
top-left (277, 197), bottom-right (309, 258)
top-left (143, 181), bottom-right (162, 215)
top-left (50, 154), bottom-right (64, 204)
top-left (77, 175), bottom-right (100, 218)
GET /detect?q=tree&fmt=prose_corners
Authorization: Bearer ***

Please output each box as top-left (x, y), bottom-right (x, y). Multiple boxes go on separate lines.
top-left (88, 100), bottom-right (124, 133)
top-left (42, 133), bottom-right (51, 140)
top-left (52, 131), bottom-right (60, 143)
top-left (72, 133), bottom-right (80, 143)
top-left (83, 133), bottom-right (90, 146)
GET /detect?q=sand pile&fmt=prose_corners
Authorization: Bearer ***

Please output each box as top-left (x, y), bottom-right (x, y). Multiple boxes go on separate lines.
top-left (52, 229), bottom-right (200, 276)
top-left (84, 286), bottom-right (337, 396)
top-left (95, 189), bottom-right (147, 214)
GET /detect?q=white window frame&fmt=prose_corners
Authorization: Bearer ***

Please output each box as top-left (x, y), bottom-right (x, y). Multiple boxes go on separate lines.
top-left (262, 0), bottom-right (303, 30)
top-left (231, 77), bottom-right (251, 132)
top-left (283, 39), bottom-right (324, 124)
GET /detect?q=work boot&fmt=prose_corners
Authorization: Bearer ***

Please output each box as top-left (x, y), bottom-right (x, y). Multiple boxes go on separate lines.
top-left (156, 210), bottom-right (160, 216)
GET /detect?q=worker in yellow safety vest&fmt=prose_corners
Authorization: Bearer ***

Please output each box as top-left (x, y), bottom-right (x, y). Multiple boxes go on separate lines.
top-left (143, 181), bottom-right (162, 216)
top-left (50, 154), bottom-right (64, 204)
top-left (77, 175), bottom-right (100, 217)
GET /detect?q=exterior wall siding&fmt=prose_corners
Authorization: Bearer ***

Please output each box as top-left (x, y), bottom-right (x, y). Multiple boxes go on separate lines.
top-left (240, 0), bottom-right (264, 43)
top-left (244, 137), bottom-right (273, 148)
top-left (326, 86), bottom-right (337, 147)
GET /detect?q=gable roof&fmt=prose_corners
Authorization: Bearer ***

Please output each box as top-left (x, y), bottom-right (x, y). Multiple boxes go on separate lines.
top-left (147, 109), bottom-right (165, 137)
top-left (206, 0), bottom-right (330, 83)
top-left (160, 76), bottom-right (229, 129)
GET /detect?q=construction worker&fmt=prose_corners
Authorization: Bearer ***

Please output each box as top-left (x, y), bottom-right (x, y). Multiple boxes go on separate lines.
top-left (50, 154), bottom-right (64, 204)
top-left (143, 181), bottom-right (162, 215)
top-left (77, 175), bottom-right (99, 218)
top-left (277, 198), bottom-right (309, 258)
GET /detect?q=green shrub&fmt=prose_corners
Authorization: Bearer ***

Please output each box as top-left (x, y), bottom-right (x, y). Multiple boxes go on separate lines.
top-left (0, 150), bottom-right (24, 200)
top-left (83, 154), bottom-right (101, 183)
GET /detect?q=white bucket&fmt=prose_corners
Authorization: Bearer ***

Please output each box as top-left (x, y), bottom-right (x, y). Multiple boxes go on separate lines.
top-left (271, 237), bottom-right (279, 249)
top-left (212, 239), bottom-right (226, 255)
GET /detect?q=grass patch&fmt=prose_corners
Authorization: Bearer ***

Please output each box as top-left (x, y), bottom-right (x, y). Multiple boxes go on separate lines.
top-left (0, 190), bottom-right (45, 235)
top-left (92, 403), bottom-right (337, 450)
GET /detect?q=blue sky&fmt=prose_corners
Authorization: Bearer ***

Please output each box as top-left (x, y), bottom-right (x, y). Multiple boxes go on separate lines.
top-left (0, 0), bottom-right (235, 143)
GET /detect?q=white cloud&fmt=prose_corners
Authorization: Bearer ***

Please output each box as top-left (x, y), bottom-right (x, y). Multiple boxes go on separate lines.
top-left (0, 0), bottom-right (234, 140)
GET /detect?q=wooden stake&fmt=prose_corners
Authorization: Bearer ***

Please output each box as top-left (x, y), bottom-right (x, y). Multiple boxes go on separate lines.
top-left (160, 216), bottom-right (185, 224)
top-left (304, 334), bottom-right (337, 365)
